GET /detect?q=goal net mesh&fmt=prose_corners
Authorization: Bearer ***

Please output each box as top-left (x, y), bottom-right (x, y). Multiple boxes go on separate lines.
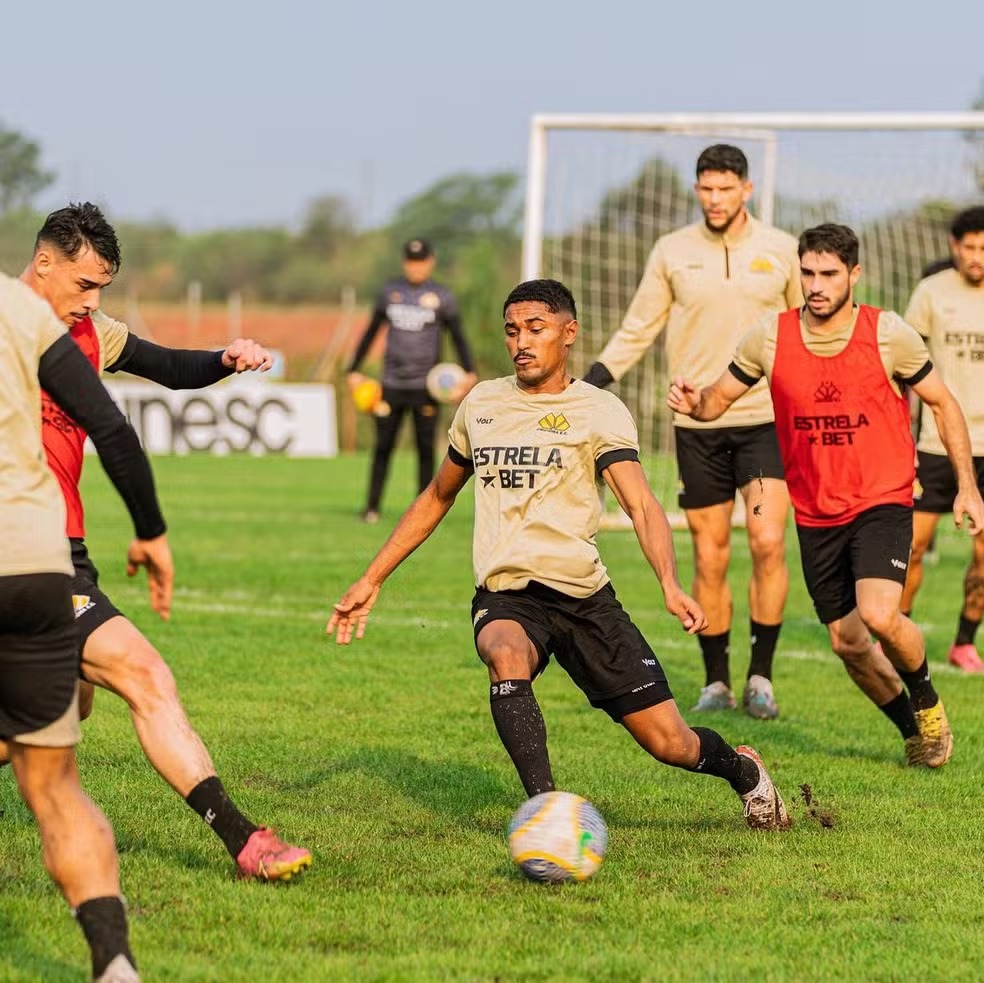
top-left (533, 123), bottom-right (984, 520)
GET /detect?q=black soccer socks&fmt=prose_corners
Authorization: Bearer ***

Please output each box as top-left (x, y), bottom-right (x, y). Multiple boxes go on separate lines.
top-left (698, 631), bottom-right (731, 688)
top-left (186, 776), bottom-right (260, 858)
top-left (690, 726), bottom-right (759, 794)
top-left (878, 691), bottom-right (919, 739)
top-left (489, 679), bottom-right (555, 797)
top-left (748, 620), bottom-right (782, 680)
top-left (898, 658), bottom-right (939, 712)
top-left (74, 896), bottom-right (135, 980)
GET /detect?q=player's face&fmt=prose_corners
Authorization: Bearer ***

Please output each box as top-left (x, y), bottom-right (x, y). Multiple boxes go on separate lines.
top-left (694, 170), bottom-right (752, 233)
top-left (503, 301), bottom-right (578, 392)
top-left (952, 231), bottom-right (984, 286)
top-left (33, 244), bottom-right (115, 326)
top-left (402, 257), bottom-right (435, 285)
top-left (800, 251), bottom-right (860, 321)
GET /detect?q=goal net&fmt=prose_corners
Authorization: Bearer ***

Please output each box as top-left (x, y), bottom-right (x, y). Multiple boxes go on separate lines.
top-left (522, 112), bottom-right (984, 524)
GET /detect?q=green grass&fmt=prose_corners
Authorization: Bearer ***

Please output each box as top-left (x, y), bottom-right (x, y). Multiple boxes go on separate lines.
top-left (2, 452), bottom-right (983, 982)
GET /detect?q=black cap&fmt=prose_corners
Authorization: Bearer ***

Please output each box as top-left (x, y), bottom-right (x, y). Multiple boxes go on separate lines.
top-left (403, 238), bottom-right (433, 261)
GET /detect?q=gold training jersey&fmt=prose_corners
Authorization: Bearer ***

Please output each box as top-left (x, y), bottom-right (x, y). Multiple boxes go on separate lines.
top-left (904, 268), bottom-right (984, 455)
top-left (597, 215), bottom-right (803, 429)
top-left (0, 274), bottom-right (73, 577)
top-left (448, 377), bottom-right (639, 598)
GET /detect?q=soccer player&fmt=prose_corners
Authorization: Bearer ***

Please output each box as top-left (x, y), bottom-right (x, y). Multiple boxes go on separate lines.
top-left (901, 206), bottom-right (984, 673)
top-left (329, 278), bottom-right (790, 832)
top-left (583, 145), bottom-right (803, 719)
top-left (347, 238), bottom-right (477, 524)
top-left (0, 269), bottom-right (170, 983)
top-left (668, 223), bottom-right (984, 768)
top-left (0, 203), bottom-right (311, 881)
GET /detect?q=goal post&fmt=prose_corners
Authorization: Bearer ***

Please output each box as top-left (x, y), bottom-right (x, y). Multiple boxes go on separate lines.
top-left (522, 111), bottom-right (984, 522)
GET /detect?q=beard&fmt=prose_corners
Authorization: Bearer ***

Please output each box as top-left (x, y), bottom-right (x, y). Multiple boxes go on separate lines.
top-left (806, 284), bottom-right (852, 321)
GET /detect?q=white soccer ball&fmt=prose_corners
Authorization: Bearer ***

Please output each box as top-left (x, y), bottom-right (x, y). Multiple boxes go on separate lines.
top-left (425, 361), bottom-right (466, 403)
top-left (508, 791), bottom-right (608, 883)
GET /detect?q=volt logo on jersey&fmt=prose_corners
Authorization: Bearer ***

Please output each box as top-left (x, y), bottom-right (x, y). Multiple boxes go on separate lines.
top-left (72, 595), bottom-right (95, 618)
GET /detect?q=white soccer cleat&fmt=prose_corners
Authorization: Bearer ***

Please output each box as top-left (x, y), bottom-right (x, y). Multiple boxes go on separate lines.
top-left (735, 745), bottom-right (790, 831)
top-left (691, 681), bottom-right (737, 712)
top-left (93, 954), bottom-right (140, 983)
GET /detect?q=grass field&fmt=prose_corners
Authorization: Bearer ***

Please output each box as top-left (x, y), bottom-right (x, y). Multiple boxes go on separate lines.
top-left (2, 452), bottom-right (983, 982)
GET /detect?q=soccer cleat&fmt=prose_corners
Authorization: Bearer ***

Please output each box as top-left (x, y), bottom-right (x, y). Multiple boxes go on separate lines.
top-left (912, 700), bottom-right (954, 768)
top-left (903, 734), bottom-right (924, 768)
top-left (93, 954), bottom-right (140, 983)
top-left (361, 509), bottom-right (380, 525)
top-left (236, 827), bottom-right (312, 881)
top-left (691, 681), bottom-right (737, 712)
top-left (742, 674), bottom-right (779, 720)
top-left (735, 745), bottom-right (790, 831)
top-left (947, 643), bottom-right (984, 673)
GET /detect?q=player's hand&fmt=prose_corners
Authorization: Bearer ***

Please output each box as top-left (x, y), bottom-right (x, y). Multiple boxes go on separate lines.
top-left (954, 486), bottom-right (984, 536)
top-left (222, 338), bottom-right (274, 373)
top-left (327, 576), bottom-right (381, 644)
top-left (451, 371), bottom-right (478, 404)
top-left (666, 375), bottom-right (700, 416)
top-left (663, 585), bottom-right (708, 635)
top-left (126, 534), bottom-right (174, 621)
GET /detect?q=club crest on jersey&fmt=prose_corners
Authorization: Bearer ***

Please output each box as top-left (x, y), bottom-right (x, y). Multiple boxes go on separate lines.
top-left (814, 381), bottom-right (841, 403)
top-left (418, 292), bottom-right (440, 310)
top-left (750, 257), bottom-right (774, 273)
top-left (72, 595), bottom-right (95, 618)
top-left (538, 412), bottom-right (570, 434)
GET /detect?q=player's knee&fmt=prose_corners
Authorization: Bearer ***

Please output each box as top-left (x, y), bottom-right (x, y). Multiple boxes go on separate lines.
top-left (692, 538), bottom-right (730, 580)
top-left (479, 637), bottom-right (532, 680)
top-left (748, 522), bottom-right (785, 566)
top-left (856, 602), bottom-right (899, 641)
top-left (15, 749), bottom-right (75, 815)
top-left (829, 629), bottom-right (869, 666)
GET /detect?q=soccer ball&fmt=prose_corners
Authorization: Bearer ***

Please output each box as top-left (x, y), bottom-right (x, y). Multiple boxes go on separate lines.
top-left (425, 362), bottom-right (466, 403)
top-left (508, 791), bottom-right (608, 883)
top-left (352, 378), bottom-right (382, 414)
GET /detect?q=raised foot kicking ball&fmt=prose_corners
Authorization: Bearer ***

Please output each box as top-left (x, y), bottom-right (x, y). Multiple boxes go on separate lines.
top-left (352, 378), bottom-right (382, 413)
top-left (425, 362), bottom-right (466, 403)
top-left (508, 791), bottom-right (608, 883)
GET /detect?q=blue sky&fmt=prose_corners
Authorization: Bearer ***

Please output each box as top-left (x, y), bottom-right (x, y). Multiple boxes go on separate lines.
top-left (3, 0), bottom-right (981, 230)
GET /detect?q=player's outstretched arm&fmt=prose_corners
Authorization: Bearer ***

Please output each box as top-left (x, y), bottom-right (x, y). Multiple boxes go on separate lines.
top-left (913, 368), bottom-right (984, 533)
top-left (602, 459), bottom-right (708, 635)
top-left (108, 336), bottom-right (272, 389)
top-left (667, 369), bottom-right (748, 421)
top-left (327, 454), bottom-right (472, 643)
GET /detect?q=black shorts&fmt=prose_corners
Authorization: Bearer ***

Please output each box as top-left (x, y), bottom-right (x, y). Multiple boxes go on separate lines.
top-left (0, 572), bottom-right (78, 740)
top-left (471, 580), bottom-right (673, 721)
top-left (70, 538), bottom-right (124, 652)
top-left (675, 423), bottom-right (785, 510)
top-left (914, 451), bottom-right (984, 514)
top-left (796, 505), bottom-right (913, 624)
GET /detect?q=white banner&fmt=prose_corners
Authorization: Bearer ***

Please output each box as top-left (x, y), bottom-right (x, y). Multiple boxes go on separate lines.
top-left (87, 380), bottom-right (337, 457)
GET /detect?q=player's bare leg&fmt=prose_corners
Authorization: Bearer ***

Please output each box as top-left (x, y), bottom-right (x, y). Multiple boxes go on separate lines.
top-left (686, 501), bottom-right (736, 710)
top-left (946, 531), bottom-right (984, 672)
top-left (901, 510), bottom-right (940, 615)
top-left (477, 620), bottom-right (553, 797)
top-left (620, 701), bottom-right (789, 830)
top-left (81, 616), bottom-right (311, 879)
top-left (11, 742), bottom-right (139, 981)
top-left (740, 477), bottom-right (789, 718)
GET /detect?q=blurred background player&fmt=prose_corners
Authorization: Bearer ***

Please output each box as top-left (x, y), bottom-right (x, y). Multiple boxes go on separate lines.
top-left (583, 145), bottom-right (802, 719)
top-left (0, 269), bottom-right (172, 983)
top-left (330, 278), bottom-right (790, 833)
top-left (901, 205), bottom-right (984, 672)
top-left (1, 202), bottom-right (311, 881)
top-left (347, 238), bottom-right (477, 523)
top-left (669, 223), bottom-right (984, 768)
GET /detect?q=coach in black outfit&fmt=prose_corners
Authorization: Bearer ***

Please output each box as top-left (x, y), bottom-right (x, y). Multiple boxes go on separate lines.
top-left (347, 238), bottom-right (476, 523)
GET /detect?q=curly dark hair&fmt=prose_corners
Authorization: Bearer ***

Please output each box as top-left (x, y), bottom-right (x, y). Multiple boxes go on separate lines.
top-left (798, 223), bottom-right (859, 269)
top-left (34, 202), bottom-right (121, 275)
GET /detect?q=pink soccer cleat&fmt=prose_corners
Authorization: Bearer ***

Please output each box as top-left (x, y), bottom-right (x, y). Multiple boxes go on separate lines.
top-left (947, 643), bottom-right (984, 674)
top-left (236, 827), bottom-right (312, 881)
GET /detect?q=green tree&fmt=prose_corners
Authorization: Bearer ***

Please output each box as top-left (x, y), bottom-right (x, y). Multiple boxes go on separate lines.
top-left (0, 123), bottom-right (54, 214)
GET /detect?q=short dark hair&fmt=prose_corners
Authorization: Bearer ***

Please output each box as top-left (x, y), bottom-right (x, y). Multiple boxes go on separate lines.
top-left (695, 144), bottom-right (748, 180)
top-left (34, 202), bottom-right (121, 275)
top-left (502, 279), bottom-right (576, 319)
top-left (951, 205), bottom-right (984, 241)
top-left (798, 223), bottom-right (860, 269)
